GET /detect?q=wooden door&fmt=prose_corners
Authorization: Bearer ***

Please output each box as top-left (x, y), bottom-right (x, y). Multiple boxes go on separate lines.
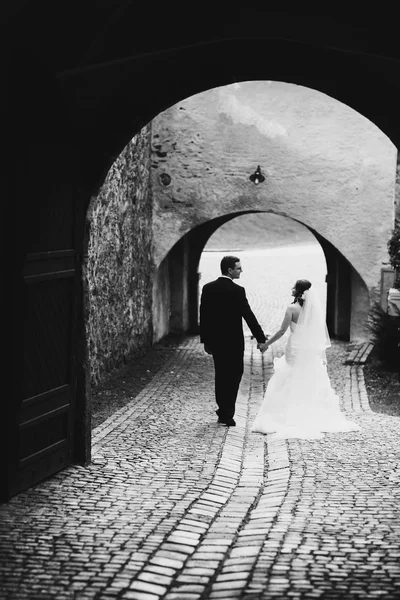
top-left (8, 145), bottom-right (82, 498)
top-left (14, 251), bottom-right (77, 495)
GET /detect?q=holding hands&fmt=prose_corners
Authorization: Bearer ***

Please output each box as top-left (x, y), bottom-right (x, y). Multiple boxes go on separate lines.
top-left (257, 340), bottom-right (269, 354)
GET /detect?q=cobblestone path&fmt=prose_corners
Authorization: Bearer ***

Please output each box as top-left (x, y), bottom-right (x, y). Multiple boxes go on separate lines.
top-left (1, 337), bottom-right (399, 599)
top-left (1, 248), bottom-right (399, 599)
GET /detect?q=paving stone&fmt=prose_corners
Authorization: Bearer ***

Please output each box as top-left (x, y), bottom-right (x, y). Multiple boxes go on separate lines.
top-left (190, 551), bottom-right (226, 561)
top-left (230, 546), bottom-right (261, 558)
top-left (171, 530), bottom-right (201, 541)
top-left (183, 567), bottom-right (215, 576)
top-left (137, 571), bottom-right (174, 586)
top-left (163, 594), bottom-right (202, 600)
top-left (217, 572), bottom-right (249, 581)
top-left (175, 575), bottom-right (210, 585)
top-left (161, 542), bottom-right (197, 554)
top-left (167, 583), bottom-right (205, 594)
top-left (149, 556), bottom-right (184, 570)
top-left (120, 592), bottom-right (160, 600)
top-left (208, 592), bottom-right (243, 599)
top-left (128, 579), bottom-right (167, 594)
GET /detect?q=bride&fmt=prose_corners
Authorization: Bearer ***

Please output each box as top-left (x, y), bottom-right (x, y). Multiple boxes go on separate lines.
top-left (251, 279), bottom-right (361, 439)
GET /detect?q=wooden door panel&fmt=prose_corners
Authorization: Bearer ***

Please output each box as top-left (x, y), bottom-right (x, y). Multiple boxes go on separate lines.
top-left (10, 250), bottom-right (77, 496)
top-left (23, 270), bottom-right (74, 398)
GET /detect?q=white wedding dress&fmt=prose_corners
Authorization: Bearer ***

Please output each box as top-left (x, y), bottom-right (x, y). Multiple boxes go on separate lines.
top-left (251, 290), bottom-right (361, 440)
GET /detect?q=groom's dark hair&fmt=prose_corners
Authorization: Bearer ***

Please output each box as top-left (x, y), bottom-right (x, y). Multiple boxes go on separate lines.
top-left (220, 255), bottom-right (240, 275)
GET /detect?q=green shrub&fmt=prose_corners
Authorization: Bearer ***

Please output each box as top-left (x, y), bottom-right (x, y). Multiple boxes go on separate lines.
top-left (367, 302), bottom-right (400, 370)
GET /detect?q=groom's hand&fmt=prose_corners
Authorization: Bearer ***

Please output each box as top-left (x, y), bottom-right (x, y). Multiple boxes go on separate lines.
top-left (257, 342), bottom-right (268, 353)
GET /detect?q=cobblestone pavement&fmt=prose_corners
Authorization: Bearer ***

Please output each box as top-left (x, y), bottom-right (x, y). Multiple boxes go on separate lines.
top-left (1, 248), bottom-right (400, 599)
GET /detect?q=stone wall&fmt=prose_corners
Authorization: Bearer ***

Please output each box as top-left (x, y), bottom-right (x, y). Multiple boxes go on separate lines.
top-left (85, 126), bottom-right (153, 387)
top-left (150, 81), bottom-right (397, 298)
top-left (152, 257), bottom-right (170, 343)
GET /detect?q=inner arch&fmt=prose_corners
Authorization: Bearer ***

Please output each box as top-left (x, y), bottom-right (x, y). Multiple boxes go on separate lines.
top-left (199, 212), bottom-right (327, 337)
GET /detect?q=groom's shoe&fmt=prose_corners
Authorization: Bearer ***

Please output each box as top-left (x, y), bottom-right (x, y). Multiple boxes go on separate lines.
top-left (218, 417), bottom-right (236, 426)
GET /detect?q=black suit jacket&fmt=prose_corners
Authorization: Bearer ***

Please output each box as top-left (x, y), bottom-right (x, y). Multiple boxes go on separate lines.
top-left (200, 277), bottom-right (266, 352)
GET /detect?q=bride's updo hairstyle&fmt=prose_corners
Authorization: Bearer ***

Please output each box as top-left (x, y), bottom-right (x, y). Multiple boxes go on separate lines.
top-left (292, 279), bottom-right (312, 306)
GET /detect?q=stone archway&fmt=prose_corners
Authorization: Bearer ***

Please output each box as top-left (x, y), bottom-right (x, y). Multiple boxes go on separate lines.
top-left (152, 211), bottom-right (370, 344)
top-left (150, 81), bottom-right (396, 343)
top-left (8, 8), bottom-right (400, 499)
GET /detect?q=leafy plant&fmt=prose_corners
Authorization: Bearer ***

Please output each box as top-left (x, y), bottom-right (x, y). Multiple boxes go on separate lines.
top-left (367, 302), bottom-right (400, 371)
top-left (387, 219), bottom-right (400, 289)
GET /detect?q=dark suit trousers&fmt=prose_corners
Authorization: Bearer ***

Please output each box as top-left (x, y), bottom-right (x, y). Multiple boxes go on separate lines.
top-left (212, 348), bottom-right (244, 419)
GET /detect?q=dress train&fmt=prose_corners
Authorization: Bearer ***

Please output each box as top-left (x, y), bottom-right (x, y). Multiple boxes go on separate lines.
top-left (251, 322), bottom-right (361, 439)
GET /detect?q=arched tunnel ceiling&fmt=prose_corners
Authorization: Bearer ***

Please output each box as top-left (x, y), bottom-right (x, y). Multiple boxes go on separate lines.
top-left (6, 3), bottom-right (400, 70)
top-left (6, 3), bottom-right (400, 190)
top-left (148, 80), bottom-right (396, 290)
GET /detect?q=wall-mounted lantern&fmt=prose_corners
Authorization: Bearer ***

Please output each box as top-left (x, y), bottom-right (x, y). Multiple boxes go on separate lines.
top-left (249, 166), bottom-right (265, 185)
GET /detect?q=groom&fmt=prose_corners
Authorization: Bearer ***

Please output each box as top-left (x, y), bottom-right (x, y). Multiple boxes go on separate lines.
top-left (200, 255), bottom-right (268, 426)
